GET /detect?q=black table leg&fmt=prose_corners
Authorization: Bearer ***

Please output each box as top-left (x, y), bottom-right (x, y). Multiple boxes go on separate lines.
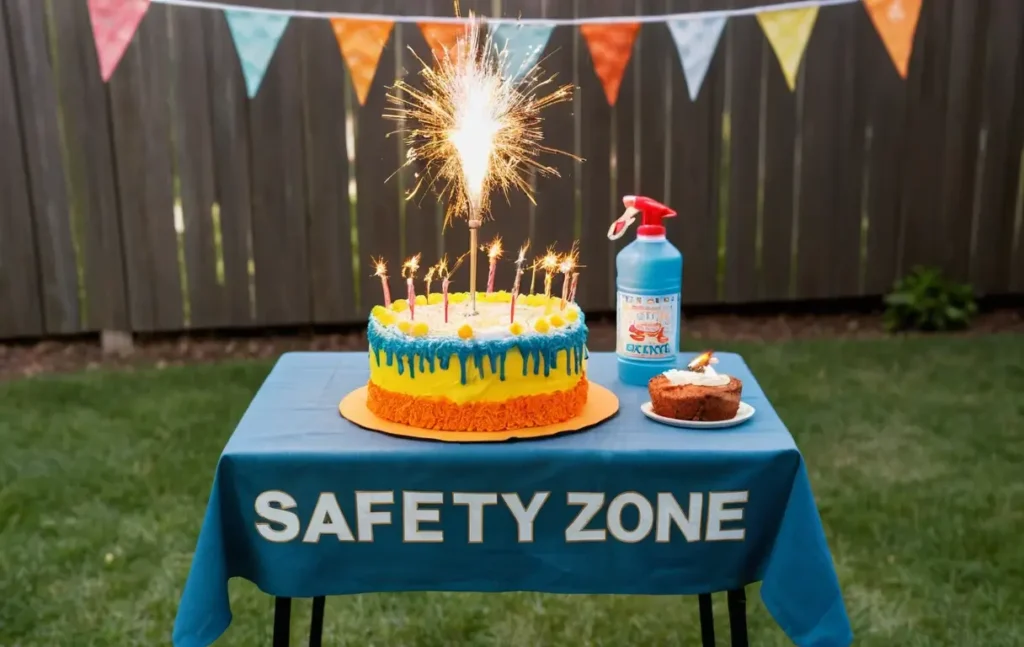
top-left (273, 597), bottom-right (291, 647)
top-left (727, 588), bottom-right (748, 647)
top-left (309, 596), bottom-right (326, 647)
top-left (698, 593), bottom-right (716, 647)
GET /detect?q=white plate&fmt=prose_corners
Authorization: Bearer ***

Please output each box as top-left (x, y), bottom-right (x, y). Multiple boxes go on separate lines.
top-left (641, 401), bottom-right (755, 429)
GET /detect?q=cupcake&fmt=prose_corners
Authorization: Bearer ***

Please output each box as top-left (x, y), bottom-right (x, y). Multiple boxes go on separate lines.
top-left (648, 351), bottom-right (742, 421)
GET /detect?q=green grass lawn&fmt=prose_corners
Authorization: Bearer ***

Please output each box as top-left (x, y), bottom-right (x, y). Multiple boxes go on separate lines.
top-left (1, 335), bottom-right (1023, 646)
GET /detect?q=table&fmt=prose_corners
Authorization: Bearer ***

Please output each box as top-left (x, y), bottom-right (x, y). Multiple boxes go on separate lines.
top-left (173, 352), bottom-right (852, 647)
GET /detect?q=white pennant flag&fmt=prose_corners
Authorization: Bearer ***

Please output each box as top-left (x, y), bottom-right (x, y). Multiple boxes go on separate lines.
top-left (667, 16), bottom-right (727, 101)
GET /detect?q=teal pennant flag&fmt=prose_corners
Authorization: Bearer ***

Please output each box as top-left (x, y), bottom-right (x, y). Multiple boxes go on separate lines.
top-left (490, 22), bottom-right (555, 82)
top-left (224, 10), bottom-right (290, 98)
top-left (667, 16), bottom-right (727, 101)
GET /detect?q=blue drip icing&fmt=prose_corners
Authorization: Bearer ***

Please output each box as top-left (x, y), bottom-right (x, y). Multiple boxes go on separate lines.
top-left (367, 314), bottom-right (589, 385)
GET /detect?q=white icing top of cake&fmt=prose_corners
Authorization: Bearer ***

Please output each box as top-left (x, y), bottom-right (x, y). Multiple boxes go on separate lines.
top-left (662, 365), bottom-right (731, 387)
top-left (385, 296), bottom-right (583, 340)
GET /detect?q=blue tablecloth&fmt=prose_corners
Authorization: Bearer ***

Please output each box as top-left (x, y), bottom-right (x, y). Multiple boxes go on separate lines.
top-left (173, 352), bottom-right (851, 647)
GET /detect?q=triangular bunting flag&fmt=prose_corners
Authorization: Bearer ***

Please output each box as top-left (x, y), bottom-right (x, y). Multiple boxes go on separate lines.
top-left (224, 10), bottom-right (290, 98)
top-left (418, 23), bottom-right (468, 64)
top-left (489, 23), bottom-right (555, 82)
top-left (863, 0), bottom-right (922, 78)
top-left (331, 18), bottom-right (394, 106)
top-left (87, 0), bottom-right (151, 81)
top-left (667, 16), bottom-right (727, 101)
top-left (580, 23), bottom-right (641, 106)
top-left (757, 7), bottom-right (818, 91)
top-left (757, 6), bottom-right (819, 91)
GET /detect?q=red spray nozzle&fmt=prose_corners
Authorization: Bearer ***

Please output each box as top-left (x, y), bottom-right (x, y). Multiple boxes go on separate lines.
top-left (607, 196), bottom-right (676, 240)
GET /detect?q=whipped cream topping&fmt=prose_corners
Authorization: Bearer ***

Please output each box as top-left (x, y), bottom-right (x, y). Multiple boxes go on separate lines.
top-left (662, 365), bottom-right (731, 387)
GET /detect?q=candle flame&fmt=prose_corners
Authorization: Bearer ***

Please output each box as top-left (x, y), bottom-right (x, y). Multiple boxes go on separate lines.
top-left (384, 9), bottom-right (576, 227)
top-left (372, 257), bottom-right (388, 278)
top-left (687, 350), bottom-right (715, 372)
top-left (401, 254), bottom-right (421, 279)
top-left (484, 236), bottom-right (503, 261)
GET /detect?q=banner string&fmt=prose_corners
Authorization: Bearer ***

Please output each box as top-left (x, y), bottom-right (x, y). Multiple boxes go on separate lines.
top-left (149, 0), bottom-right (860, 25)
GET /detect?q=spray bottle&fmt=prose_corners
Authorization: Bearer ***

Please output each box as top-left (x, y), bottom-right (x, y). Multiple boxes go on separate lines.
top-left (607, 195), bottom-right (683, 386)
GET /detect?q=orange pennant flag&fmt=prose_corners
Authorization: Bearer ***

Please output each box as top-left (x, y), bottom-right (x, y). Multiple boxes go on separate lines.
top-left (580, 23), bottom-right (641, 106)
top-left (418, 22), bottom-right (468, 64)
top-left (331, 18), bottom-right (394, 106)
top-left (863, 0), bottom-right (922, 78)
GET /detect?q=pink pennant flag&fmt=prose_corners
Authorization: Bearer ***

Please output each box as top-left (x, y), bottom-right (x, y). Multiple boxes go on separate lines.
top-left (88, 0), bottom-right (151, 81)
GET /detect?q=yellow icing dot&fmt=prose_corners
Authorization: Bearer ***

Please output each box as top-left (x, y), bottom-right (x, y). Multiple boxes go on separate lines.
top-left (377, 310), bottom-right (396, 326)
top-left (525, 294), bottom-right (543, 307)
top-left (509, 322), bottom-right (524, 335)
top-left (458, 323), bottom-right (474, 339)
top-left (534, 318), bottom-right (550, 333)
top-left (427, 293), bottom-right (443, 305)
top-left (414, 295), bottom-right (427, 306)
top-left (566, 309), bottom-right (579, 322)
top-left (397, 321), bottom-right (412, 334)
top-left (550, 314), bottom-right (565, 328)
top-left (371, 305), bottom-right (388, 319)
top-left (411, 322), bottom-right (429, 337)
top-left (390, 299), bottom-right (408, 312)
top-left (450, 292), bottom-right (468, 304)
top-left (492, 290), bottom-right (511, 303)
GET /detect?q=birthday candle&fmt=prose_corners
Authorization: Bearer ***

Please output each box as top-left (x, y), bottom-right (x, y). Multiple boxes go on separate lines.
top-left (373, 258), bottom-right (391, 307)
top-left (402, 254), bottom-right (421, 320)
top-left (443, 278), bottom-right (450, 323)
top-left (510, 242), bottom-right (529, 323)
top-left (485, 237), bottom-right (502, 295)
top-left (569, 272), bottom-right (579, 303)
top-left (558, 255), bottom-right (574, 309)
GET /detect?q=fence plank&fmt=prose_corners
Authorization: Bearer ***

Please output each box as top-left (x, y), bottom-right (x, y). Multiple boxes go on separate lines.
top-left (51, 0), bottom-right (130, 332)
top-left (795, 8), bottom-right (845, 299)
top-left (5, 0), bottom-right (80, 334)
top-left (935, 0), bottom-right (987, 284)
top-left (669, 0), bottom-right (724, 306)
top-left (107, 4), bottom-right (184, 332)
top-left (827, 4), bottom-right (865, 298)
top-left (169, 7), bottom-right (225, 329)
top-left (576, 0), bottom-right (618, 311)
top-left (898, 0), bottom-right (953, 275)
top-left (0, 4), bottom-right (44, 338)
top-left (301, 1), bottom-right (354, 323)
top-left (487, 0), bottom-right (534, 263)
top-left (723, 15), bottom-right (761, 303)
top-left (205, 10), bottom-right (255, 326)
top-left (245, 0), bottom-right (311, 326)
top-left (859, 6), bottom-right (908, 297)
top-left (531, 0), bottom-right (578, 272)
top-left (760, 33), bottom-right (796, 301)
top-left (354, 0), bottom-right (403, 315)
top-left (972, 0), bottom-right (1024, 295)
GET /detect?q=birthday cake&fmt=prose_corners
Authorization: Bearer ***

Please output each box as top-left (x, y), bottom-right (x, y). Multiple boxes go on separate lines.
top-left (367, 292), bottom-right (589, 432)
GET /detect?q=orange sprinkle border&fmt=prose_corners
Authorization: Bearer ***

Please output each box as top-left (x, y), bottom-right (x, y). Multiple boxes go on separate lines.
top-left (366, 376), bottom-right (589, 432)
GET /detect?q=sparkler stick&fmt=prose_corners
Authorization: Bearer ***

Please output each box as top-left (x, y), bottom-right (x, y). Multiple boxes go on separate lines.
top-left (529, 257), bottom-right (540, 295)
top-left (424, 265), bottom-right (436, 300)
top-left (485, 237), bottom-right (503, 295)
top-left (372, 257), bottom-right (391, 307)
top-left (438, 252), bottom-right (468, 323)
top-left (384, 10), bottom-right (576, 317)
top-left (558, 243), bottom-right (578, 310)
top-left (402, 254), bottom-right (421, 320)
top-left (568, 272), bottom-right (579, 304)
top-left (510, 241), bottom-right (529, 323)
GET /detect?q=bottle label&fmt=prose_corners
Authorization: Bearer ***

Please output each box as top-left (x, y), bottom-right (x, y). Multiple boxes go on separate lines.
top-left (616, 291), bottom-right (679, 360)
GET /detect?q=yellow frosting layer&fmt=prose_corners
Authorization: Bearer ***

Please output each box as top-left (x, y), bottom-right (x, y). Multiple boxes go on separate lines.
top-left (369, 345), bottom-right (586, 404)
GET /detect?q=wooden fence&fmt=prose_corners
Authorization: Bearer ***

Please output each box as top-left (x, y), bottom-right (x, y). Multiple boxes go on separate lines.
top-left (1, 0), bottom-right (1023, 339)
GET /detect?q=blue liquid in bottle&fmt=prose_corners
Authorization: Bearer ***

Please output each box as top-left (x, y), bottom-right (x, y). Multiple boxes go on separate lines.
top-left (610, 197), bottom-right (683, 386)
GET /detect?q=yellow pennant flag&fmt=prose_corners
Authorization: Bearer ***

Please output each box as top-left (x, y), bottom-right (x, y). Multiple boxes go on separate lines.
top-left (757, 6), bottom-right (819, 91)
top-left (331, 18), bottom-right (394, 106)
top-left (863, 0), bottom-right (922, 78)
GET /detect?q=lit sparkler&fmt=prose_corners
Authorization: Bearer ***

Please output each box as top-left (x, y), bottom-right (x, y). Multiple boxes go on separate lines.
top-left (372, 257), bottom-right (391, 307)
top-left (402, 254), bottom-right (421, 320)
top-left (385, 6), bottom-right (576, 315)
top-left (510, 241), bottom-right (529, 323)
top-left (484, 236), bottom-right (503, 294)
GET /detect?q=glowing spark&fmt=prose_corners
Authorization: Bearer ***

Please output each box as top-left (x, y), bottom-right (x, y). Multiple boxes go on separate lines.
top-left (372, 257), bottom-right (388, 278)
top-left (541, 249), bottom-right (559, 273)
top-left (401, 254), bottom-right (421, 279)
top-left (485, 236), bottom-right (503, 260)
top-left (516, 242), bottom-right (529, 265)
top-left (385, 11), bottom-right (577, 227)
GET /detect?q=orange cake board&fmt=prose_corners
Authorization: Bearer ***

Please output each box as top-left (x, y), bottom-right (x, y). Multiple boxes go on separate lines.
top-left (339, 383), bottom-right (619, 443)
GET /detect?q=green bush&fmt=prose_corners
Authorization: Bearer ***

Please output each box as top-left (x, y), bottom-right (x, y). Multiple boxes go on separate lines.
top-left (884, 266), bottom-right (978, 332)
